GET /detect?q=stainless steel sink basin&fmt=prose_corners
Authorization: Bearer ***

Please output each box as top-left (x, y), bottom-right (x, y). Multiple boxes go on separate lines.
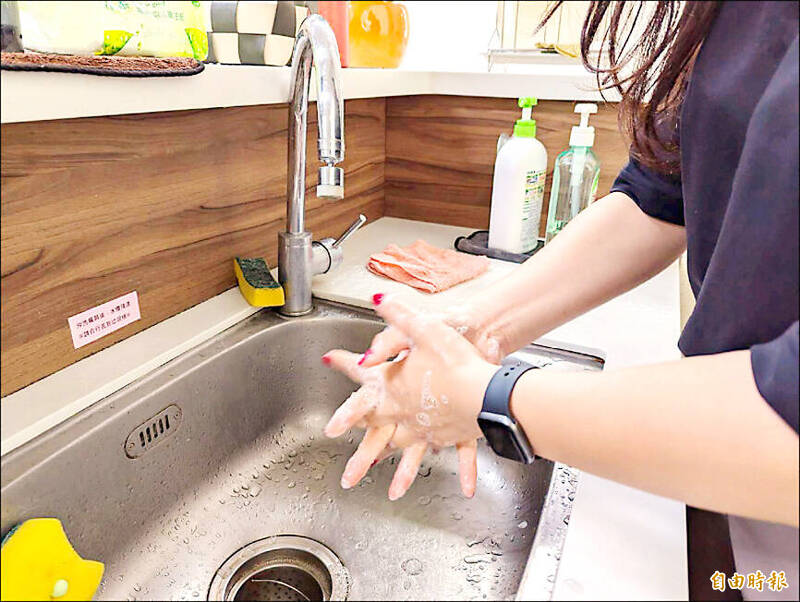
top-left (1, 301), bottom-right (602, 601)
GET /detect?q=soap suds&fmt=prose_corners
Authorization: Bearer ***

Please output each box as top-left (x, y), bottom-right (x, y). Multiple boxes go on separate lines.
top-left (420, 370), bottom-right (438, 410)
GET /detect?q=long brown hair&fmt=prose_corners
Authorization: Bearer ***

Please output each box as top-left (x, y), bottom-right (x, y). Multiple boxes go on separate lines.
top-left (539, 1), bottom-right (721, 173)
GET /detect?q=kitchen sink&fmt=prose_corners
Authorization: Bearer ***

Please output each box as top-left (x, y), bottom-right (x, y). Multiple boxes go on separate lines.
top-left (0, 300), bottom-right (603, 601)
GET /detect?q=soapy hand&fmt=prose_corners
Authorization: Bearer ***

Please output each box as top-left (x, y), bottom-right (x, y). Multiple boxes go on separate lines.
top-left (323, 294), bottom-right (498, 500)
top-left (348, 301), bottom-right (508, 496)
top-left (359, 303), bottom-right (508, 367)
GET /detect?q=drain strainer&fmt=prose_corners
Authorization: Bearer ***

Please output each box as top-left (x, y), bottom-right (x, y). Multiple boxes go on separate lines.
top-left (208, 536), bottom-right (349, 601)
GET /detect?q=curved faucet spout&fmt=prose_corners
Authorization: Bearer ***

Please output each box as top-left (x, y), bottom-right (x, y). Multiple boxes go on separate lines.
top-left (279, 14), bottom-right (360, 317)
top-left (287, 14), bottom-right (345, 234)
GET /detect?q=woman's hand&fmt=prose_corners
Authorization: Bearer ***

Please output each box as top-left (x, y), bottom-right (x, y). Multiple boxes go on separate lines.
top-left (322, 295), bottom-right (498, 500)
top-left (358, 299), bottom-right (509, 368)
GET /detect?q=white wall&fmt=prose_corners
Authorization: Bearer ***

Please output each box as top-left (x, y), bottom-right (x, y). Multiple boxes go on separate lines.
top-left (400, 1), bottom-right (498, 72)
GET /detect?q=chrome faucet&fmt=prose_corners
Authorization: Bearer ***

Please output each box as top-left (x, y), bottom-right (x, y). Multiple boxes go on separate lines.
top-left (278, 14), bottom-right (365, 316)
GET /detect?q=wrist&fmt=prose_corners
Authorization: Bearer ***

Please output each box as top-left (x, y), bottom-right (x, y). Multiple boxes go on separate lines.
top-left (468, 301), bottom-right (511, 362)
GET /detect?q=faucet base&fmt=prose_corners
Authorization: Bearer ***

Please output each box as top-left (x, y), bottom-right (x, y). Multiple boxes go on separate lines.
top-left (278, 231), bottom-right (314, 317)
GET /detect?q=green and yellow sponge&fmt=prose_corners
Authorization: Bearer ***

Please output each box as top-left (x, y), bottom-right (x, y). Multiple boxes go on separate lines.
top-left (1, 518), bottom-right (104, 601)
top-left (234, 257), bottom-right (284, 307)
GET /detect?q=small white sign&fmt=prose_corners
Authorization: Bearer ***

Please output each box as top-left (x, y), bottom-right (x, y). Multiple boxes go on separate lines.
top-left (67, 291), bottom-right (141, 349)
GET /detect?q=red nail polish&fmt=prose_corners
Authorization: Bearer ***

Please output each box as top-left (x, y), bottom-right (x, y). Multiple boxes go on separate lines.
top-left (357, 349), bottom-right (372, 366)
top-left (322, 354), bottom-right (331, 365)
top-left (370, 459), bottom-right (378, 467)
top-left (372, 293), bottom-right (384, 305)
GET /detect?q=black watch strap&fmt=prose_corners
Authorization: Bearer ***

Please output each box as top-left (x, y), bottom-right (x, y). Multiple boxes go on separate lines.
top-left (482, 360), bottom-right (537, 417)
top-left (478, 360), bottom-right (537, 464)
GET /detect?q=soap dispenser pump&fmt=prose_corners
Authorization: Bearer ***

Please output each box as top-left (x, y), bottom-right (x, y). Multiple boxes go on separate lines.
top-left (488, 97), bottom-right (548, 254)
top-left (545, 103), bottom-right (601, 244)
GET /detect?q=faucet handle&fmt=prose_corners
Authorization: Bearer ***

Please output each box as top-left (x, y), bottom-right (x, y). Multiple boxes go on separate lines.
top-left (333, 214), bottom-right (367, 248)
top-left (312, 214), bottom-right (367, 276)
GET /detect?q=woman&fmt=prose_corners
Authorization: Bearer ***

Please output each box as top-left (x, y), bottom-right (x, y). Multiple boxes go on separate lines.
top-left (323, 1), bottom-right (798, 597)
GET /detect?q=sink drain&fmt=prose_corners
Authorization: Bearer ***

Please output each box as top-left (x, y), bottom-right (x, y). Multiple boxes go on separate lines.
top-left (208, 536), bottom-right (349, 601)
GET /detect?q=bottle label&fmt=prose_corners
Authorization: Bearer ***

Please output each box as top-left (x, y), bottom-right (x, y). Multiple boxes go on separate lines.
top-left (521, 168), bottom-right (546, 251)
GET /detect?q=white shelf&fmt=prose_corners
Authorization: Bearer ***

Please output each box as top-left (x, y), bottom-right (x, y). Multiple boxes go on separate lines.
top-left (1, 63), bottom-right (617, 123)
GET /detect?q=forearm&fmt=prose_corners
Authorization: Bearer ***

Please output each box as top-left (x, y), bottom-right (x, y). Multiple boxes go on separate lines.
top-left (511, 350), bottom-right (800, 525)
top-left (473, 192), bottom-right (686, 353)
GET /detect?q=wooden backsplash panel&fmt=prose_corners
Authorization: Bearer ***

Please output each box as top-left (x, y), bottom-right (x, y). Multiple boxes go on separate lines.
top-left (385, 95), bottom-right (629, 232)
top-left (1, 98), bottom-right (385, 396)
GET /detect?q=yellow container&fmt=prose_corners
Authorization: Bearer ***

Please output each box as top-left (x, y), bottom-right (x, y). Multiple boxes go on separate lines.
top-left (348, 1), bottom-right (409, 68)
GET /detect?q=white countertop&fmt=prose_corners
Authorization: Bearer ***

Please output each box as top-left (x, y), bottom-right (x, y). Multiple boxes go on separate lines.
top-left (0, 63), bottom-right (618, 124)
top-left (1, 217), bottom-right (685, 600)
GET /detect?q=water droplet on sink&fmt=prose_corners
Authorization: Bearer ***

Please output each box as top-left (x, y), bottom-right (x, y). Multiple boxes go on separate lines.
top-left (192, 592), bottom-right (199, 597)
top-left (288, 450), bottom-right (297, 457)
top-left (355, 541), bottom-right (368, 551)
top-left (183, 538), bottom-right (189, 544)
top-left (250, 484), bottom-right (262, 497)
top-left (263, 463), bottom-right (270, 469)
top-left (133, 584), bottom-right (141, 592)
top-left (517, 521), bottom-right (528, 529)
top-left (288, 481), bottom-right (296, 488)
top-left (401, 558), bottom-right (423, 575)
top-left (417, 495), bottom-right (432, 506)
top-left (451, 512), bottom-right (463, 521)
top-left (347, 436), bottom-right (354, 444)
top-left (464, 554), bottom-right (491, 564)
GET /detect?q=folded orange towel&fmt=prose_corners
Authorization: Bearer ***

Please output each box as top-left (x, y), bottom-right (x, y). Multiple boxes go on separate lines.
top-left (367, 239), bottom-right (489, 293)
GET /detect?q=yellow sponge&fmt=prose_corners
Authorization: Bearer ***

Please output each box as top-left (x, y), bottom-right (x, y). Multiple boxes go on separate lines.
top-left (234, 257), bottom-right (285, 307)
top-left (1, 518), bottom-right (104, 601)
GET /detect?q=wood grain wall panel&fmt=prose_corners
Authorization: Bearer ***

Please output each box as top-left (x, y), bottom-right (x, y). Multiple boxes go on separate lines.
top-left (385, 95), bottom-right (629, 232)
top-left (1, 98), bottom-right (385, 396)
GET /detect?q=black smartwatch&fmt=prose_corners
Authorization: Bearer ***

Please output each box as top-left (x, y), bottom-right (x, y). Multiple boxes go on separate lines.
top-left (477, 360), bottom-right (537, 464)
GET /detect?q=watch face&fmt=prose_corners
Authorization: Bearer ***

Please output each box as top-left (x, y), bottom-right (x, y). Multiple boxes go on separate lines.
top-left (478, 417), bottom-right (528, 463)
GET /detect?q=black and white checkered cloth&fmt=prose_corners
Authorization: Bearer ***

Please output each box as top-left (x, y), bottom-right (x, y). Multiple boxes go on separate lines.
top-left (206, 1), bottom-right (310, 66)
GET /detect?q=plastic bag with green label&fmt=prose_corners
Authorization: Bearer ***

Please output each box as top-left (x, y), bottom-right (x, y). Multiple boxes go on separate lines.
top-left (17, 1), bottom-right (208, 60)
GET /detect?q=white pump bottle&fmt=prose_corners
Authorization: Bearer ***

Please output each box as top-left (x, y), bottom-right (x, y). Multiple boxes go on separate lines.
top-left (488, 97), bottom-right (548, 254)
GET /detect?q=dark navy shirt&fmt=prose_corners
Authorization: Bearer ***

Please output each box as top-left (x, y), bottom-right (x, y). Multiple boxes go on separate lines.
top-left (611, 2), bottom-right (799, 432)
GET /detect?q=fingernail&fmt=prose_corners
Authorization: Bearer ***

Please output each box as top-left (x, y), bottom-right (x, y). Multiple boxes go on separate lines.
top-left (372, 293), bottom-right (384, 306)
top-left (341, 476), bottom-right (352, 490)
top-left (323, 419), bottom-right (340, 438)
top-left (357, 349), bottom-right (373, 366)
top-left (370, 459), bottom-right (378, 468)
top-left (388, 483), bottom-right (401, 501)
top-left (322, 354), bottom-right (331, 365)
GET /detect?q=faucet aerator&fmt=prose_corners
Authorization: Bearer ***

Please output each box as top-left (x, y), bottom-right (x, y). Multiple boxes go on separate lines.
top-left (318, 164), bottom-right (345, 200)
top-left (317, 185), bottom-right (344, 200)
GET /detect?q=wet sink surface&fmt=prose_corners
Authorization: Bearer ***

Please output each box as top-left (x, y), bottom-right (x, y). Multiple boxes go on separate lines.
top-left (1, 301), bottom-right (601, 601)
